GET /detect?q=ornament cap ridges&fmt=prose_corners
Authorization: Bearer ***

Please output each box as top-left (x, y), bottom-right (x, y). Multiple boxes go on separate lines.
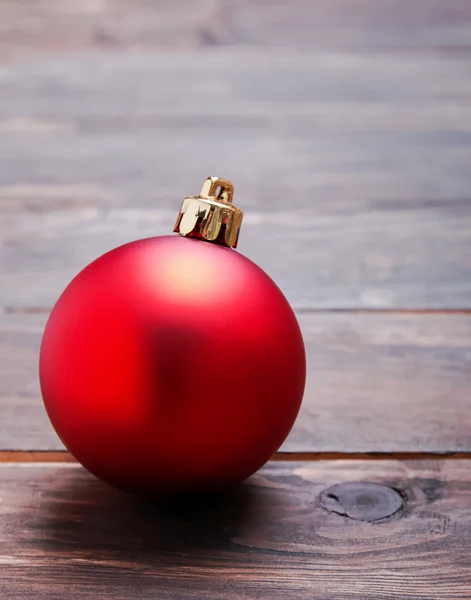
top-left (174, 176), bottom-right (243, 248)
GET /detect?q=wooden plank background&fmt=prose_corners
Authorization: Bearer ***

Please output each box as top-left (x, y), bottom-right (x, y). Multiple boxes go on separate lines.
top-left (1, 2), bottom-right (471, 598)
top-left (1, 1), bottom-right (471, 311)
top-left (1, 0), bottom-right (471, 453)
top-left (2, 311), bottom-right (471, 452)
top-left (1, 460), bottom-right (471, 599)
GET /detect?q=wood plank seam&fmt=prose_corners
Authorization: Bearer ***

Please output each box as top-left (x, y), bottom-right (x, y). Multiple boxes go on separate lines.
top-left (5, 306), bottom-right (471, 315)
top-left (2, 451), bottom-right (471, 463)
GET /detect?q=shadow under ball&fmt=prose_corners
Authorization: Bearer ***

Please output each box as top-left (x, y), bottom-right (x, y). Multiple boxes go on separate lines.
top-left (39, 178), bottom-right (306, 495)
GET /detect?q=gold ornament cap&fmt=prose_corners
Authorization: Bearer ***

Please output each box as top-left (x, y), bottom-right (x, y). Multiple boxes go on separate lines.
top-left (174, 176), bottom-right (243, 248)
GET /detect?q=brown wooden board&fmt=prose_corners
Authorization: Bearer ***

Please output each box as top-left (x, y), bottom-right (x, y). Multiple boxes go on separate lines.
top-left (0, 460), bottom-right (470, 599)
top-left (1, 2), bottom-right (471, 597)
top-left (2, 311), bottom-right (470, 453)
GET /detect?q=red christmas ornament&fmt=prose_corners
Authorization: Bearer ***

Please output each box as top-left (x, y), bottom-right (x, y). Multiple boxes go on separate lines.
top-left (40, 177), bottom-right (306, 494)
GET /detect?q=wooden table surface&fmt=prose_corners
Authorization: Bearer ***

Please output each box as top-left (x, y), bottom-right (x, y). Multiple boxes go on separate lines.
top-left (1, 1), bottom-right (471, 598)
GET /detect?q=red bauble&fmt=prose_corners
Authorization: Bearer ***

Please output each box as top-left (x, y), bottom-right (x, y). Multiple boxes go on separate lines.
top-left (40, 179), bottom-right (306, 494)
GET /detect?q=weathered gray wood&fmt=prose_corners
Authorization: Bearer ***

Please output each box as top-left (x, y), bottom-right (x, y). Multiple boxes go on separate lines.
top-left (2, 311), bottom-right (470, 452)
top-left (2, 197), bottom-right (471, 310)
top-left (1, 0), bottom-right (471, 57)
top-left (1, 3), bottom-right (471, 598)
top-left (0, 0), bottom-right (470, 446)
top-left (0, 460), bottom-right (470, 599)
top-left (1, 46), bottom-right (471, 308)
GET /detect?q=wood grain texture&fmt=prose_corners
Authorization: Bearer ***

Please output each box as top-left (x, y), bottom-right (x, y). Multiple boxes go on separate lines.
top-left (0, 460), bottom-right (470, 599)
top-left (1, 0), bottom-right (471, 57)
top-left (1, 3), bottom-right (471, 310)
top-left (1, 4), bottom-right (471, 596)
top-left (2, 190), bottom-right (471, 311)
top-left (319, 481), bottom-right (405, 520)
top-left (2, 311), bottom-right (470, 453)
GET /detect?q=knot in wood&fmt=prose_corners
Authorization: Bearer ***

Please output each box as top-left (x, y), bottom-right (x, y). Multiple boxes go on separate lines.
top-left (319, 481), bottom-right (404, 522)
